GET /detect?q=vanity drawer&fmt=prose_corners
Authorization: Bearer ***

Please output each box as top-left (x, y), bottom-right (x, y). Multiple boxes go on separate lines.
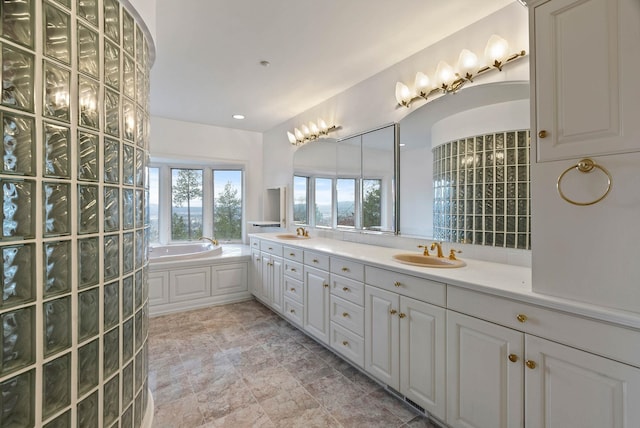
top-left (261, 242), bottom-right (283, 256)
top-left (330, 295), bottom-right (364, 336)
top-left (330, 274), bottom-right (365, 306)
top-left (448, 287), bottom-right (640, 368)
top-left (304, 251), bottom-right (330, 271)
top-left (284, 246), bottom-right (303, 262)
top-left (283, 260), bottom-right (303, 281)
top-left (330, 257), bottom-right (364, 282)
top-left (365, 266), bottom-right (446, 307)
top-left (330, 322), bottom-right (365, 368)
top-left (284, 276), bottom-right (303, 303)
top-left (284, 297), bottom-right (303, 328)
top-left (250, 237), bottom-right (261, 250)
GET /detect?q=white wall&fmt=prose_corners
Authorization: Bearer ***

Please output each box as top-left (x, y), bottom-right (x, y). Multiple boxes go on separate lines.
top-left (150, 116), bottom-right (263, 242)
top-left (262, 3), bottom-right (529, 243)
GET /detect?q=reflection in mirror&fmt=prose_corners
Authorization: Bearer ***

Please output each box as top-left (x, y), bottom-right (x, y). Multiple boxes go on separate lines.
top-left (399, 81), bottom-right (530, 246)
top-left (293, 123), bottom-right (398, 234)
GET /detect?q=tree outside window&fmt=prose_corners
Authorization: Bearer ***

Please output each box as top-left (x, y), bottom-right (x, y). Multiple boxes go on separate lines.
top-left (362, 179), bottom-right (382, 229)
top-left (213, 170), bottom-right (242, 241)
top-left (171, 169), bottom-right (203, 240)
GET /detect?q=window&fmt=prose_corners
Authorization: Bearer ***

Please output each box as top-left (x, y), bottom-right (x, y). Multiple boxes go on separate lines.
top-left (213, 170), bottom-right (242, 240)
top-left (171, 168), bottom-right (203, 240)
top-left (148, 165), bottom-right (244, 244)
top-left (293, 175), bottom-right (309, 224)
top-left (336, 178), bottom-right (356, 227)
top-left (314, 177), bottom-right (332, 227)
top-left (362, 179), bottom-right (382, 230)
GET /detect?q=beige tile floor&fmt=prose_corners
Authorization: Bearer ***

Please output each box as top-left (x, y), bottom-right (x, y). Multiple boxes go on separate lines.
top-left (149, 299), bottom-right (440, 428)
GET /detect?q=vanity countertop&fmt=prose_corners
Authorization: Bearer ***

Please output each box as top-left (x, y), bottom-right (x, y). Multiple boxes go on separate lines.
top-left (251, 233), bottom-right (640, 330)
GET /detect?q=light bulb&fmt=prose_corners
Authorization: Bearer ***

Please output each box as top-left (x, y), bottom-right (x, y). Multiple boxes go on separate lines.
top-left (294, 128), bottom-right (304, 141)
top-left (287, 131), bottom-right (297, 145)
top-left (309, 122), bottom-right (319, 137)
top-left (317, 118), bottom-right (328, 134)
top-left (434, 61), bottom-right (454, 89)
top-left (395, 82), bottom-right (412, 107)
top-left (301, 124), bottom-right (310, 137)
top-left (485, 35), bottom-right (509, 69)
top-left (457, 49), bottom-right (478, 78)
top-left (414, 72), bottom-right (431, 97)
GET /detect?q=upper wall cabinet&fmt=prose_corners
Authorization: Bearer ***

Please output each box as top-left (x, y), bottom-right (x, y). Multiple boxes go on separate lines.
top-left (531, 0), bottom-right (640, 162)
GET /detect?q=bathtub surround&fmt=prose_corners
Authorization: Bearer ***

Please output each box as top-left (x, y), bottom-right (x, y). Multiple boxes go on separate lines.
top-left (0, 0), bottom-right (154, 426)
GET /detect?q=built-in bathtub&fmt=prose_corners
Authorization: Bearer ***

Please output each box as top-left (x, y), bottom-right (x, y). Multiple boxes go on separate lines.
top-left (148, 243), bottom-right (252, 315)
top-left (148, 242), bottom-right (222, 262)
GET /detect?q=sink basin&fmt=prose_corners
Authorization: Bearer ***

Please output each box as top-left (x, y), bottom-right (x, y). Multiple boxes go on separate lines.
top-left (276, 234), bottom-right (311, 240)
top-left (392, 253), bottom-right (466, 268)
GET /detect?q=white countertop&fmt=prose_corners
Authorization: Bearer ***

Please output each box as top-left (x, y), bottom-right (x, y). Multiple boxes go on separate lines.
top-left (251, 233), bottom-right (640, 330)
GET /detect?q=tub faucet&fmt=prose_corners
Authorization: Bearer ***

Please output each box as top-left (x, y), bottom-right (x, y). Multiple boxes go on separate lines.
top-left (430, 242), bottom-right (444, 258)
top-left (199, 236), bottom-right (219, 246)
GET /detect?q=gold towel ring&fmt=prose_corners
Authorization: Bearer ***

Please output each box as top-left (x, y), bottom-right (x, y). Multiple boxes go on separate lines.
top-left (557, 158), bottom-right (612, 206)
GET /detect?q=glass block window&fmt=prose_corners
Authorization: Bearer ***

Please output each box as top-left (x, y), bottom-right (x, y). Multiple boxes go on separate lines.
top-left (432, 130), bottom-right (531, 250)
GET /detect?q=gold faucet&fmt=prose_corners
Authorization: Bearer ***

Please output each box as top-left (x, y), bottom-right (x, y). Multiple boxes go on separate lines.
top-left (449, 249), bottom-right (462, 260)
top-left (296, 227), bottom-right (308, 237)
top-left (430, 242), bottom-right (444, 258)
top-left (199, 236), bottom-right (219, 246)
top-left (417, 245), bottom-right (430, 256)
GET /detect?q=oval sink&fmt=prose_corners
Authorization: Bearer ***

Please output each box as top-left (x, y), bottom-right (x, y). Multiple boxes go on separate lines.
top-left (276, 234), bottom-right (311, 240)
top-left (392, 253), bottom-right (466, 268)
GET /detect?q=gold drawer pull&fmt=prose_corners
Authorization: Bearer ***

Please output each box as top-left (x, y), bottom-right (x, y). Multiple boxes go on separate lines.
top-left (342, 267), bottom-right (349, 272)
top-left (323, 283), bottom-right (329, 288)
top-left (290, 268), bottom-right (296, 272)
top-left (313, 259), bottom-right (319, 263)
top-left (342, 341), bottom-right (349, 346)
top-left (290, 309), bottom-right (295, 314)
top-left (516, 314), bottom-right (528, 323)
top-left (398, 313), bottom-right (406, 319)
top-left (289, 252), bottom-right (295, 256)
top-left (342, 312), bottom-right (349, 317)
top-left (342, 287), bottom-right (350, 292)
top-left (393, 281), bottom-right (401, 287)
top-left (268, 247), bottom-right (273, 250)
top-left (290, 288), bottom-right (296, 292)
top-left (390, 309), bottom-right (397, 315)
top-left (508, 354), bottom-right (519, 363)
top-left (538, 130), bottom-right (548, 138)
top-left (525, 360), bottom-right (537, 370)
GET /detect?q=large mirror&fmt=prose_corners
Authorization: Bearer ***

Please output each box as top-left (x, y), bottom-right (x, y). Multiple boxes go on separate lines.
top-left (293, 123), bottom-right (399, 234)
top-left (399, 81), bottom-right (530, 244)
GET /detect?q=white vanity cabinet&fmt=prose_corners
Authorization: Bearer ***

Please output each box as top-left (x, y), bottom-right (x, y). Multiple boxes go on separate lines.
top-left (531, 0), bottom-right (640, 161)
top-left (249, 249), bottom-right (262, 297)
top-left (447, 287), bottom-right (640, 428)
top-left (260, 242), bottom-right (284, 313)
top-left (364, 268), bottom-right (446, 420)
top-left (303, 265), bottom-right (330, 344)
top-left (283, 247), bottom-right (304, 327)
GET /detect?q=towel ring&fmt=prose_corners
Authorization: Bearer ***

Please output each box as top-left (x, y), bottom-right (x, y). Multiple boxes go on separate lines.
top-left (556, 158), bottom-right (612, 206)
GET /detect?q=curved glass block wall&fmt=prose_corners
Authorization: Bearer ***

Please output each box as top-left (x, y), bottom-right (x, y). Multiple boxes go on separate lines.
top-left (432, 130), bottom-right (531, 250)
top-left (0, 0), bottom-right (152, 426)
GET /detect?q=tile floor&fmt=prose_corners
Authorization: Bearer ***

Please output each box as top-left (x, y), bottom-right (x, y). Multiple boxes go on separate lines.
top-left (149, 299), bottom-right (440, 427)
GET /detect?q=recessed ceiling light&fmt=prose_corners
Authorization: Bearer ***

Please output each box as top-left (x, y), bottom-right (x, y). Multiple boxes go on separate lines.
top-left (259, 60), bottom-right (270, 67)
top-left (232, 114), bottom-right (245, 120)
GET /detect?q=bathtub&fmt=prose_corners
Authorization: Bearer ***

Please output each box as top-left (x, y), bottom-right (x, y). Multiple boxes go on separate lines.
top-left (148, 242), bottom-right (222, 262)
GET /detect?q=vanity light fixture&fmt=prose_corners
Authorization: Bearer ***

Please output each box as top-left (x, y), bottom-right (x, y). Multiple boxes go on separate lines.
top-left (288, 118), bottom-right (339, 146)
top-left (394, 34), bottom-right (526, 108)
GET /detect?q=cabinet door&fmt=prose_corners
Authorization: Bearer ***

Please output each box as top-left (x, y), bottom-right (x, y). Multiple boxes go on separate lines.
top-left (534, 0), bottom-right (640, 161)
top-left (211, 263), bottom-right (247, 296)
top-left (260, 255), bottom-right (271, 303)
top-left (303, 266), bottom-right (330, 344)
top-left (525, 335), bottom-right (640, 428)
top-left (400, 296), bottom-right (445, 421)
top-left (365, 285), bottom-right (399, 390)
top-left (446, 311), bottom-right (524, 428)
top-left (148, 271), bottom-right (169, 306)
top-left (250, 249), bottom-right (262, 297)
top-left (270, 256), bottom-right (283, 313)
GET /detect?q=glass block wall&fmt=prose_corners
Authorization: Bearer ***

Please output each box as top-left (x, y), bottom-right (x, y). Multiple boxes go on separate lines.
top-left (432, 130), bottom-right (531, 250)
top-left (0, 0), bottom-right (152, 426)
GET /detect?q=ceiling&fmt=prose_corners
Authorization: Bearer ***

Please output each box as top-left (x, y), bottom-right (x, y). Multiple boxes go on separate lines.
top-left (150, 0), bottom-right (516, 133)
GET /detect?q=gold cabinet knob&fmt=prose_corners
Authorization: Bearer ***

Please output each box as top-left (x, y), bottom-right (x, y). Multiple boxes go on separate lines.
top-left (290, 268), bottom-right (296, 272)
top-left (508, 354), bottom-right (519, 363)
top-left (398, 313), bottom-right (406, 319)
top-left (525, 360), bottom-right (537, 370)
top-left (323, 283), bottom-right (329, 288)
top-left (342, 267), bottom-right (349, 272)
top-left (342, 312), bottom-right (349, 317)
top-left (290, 288), bottom-right (296, 292)
top-left (342, 341), bottom-right (349, 346)
top-left (268, 247), bottom-right (273, 250)
top-left (290, 309), bottom-right (295, 314)
top-left (393, 281), bottom-right (401, 287)
top-left (342, 287), bottom-right (349, 292)
top-left (538, 130), bottom-right (548, 138)
top-left (390, 309), bottom-right (397, 315)
top-left (516, 314), bottom-right (528, 323)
